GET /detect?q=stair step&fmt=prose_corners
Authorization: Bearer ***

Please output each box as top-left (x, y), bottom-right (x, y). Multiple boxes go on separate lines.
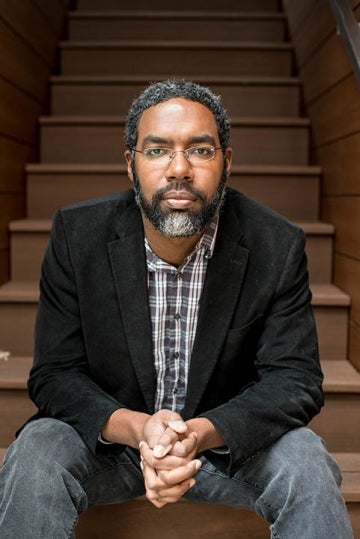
top-left (76, 0), bottom-right (280, 11)
top-left (59, 40), bottom-right (294, 77)
top-left (50, 75), bottom-right (301, 118)
top-left (0, 282), bottom-right (350, 358)
top-left (8, 218), bottom-right (333, 283)
top-left (26, 164), bottom-right (321, 221)
top-left (39, 116), bottom-right (310, 166)
top-left (0, 357), bottom-right (359, 453)
top-left (0, 356), bottom-right (357, 396)
top-left (68, 10), bottom-right (286, 42)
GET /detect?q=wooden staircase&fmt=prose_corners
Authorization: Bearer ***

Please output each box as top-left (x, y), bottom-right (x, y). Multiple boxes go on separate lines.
top-left (0, 0), bottom-right (359, 537)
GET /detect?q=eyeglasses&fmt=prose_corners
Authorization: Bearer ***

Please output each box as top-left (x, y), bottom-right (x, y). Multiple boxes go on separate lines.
top-left (132, 146), bottom-right (222, 165)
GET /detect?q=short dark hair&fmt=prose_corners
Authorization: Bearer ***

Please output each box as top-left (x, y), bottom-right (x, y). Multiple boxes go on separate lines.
top-left (125, 79), bottom-right (231, 152)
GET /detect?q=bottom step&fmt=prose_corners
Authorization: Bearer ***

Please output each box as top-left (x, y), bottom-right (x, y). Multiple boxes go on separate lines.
top-left (76, 451), bottom-right (360, 538)
top-left (76, 452), bottom-right (360, 538)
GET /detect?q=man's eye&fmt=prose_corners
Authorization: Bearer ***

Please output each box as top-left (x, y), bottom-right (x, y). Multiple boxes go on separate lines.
top-left (144, 148), bottom-right (167, 158)
top-left (191, 147), bottom-right (212, 156)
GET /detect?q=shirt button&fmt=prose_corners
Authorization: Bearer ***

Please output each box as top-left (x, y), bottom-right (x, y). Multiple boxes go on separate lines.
top-left (173, 352), bottom-right (180, 359)
top-left (174, 313), bottom-right (181, 320)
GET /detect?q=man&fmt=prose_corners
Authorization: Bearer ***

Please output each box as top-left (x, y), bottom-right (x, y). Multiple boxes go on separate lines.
top-left (0, 80), bottom-right (353, 537)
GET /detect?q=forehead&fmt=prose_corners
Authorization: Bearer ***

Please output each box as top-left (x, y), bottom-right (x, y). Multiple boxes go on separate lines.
top-left (137, 98), bottom-right (219, 144)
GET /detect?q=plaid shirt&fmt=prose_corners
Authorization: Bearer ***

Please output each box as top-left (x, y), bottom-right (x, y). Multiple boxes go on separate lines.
top-left (145, 216), bottom-right (219, 414)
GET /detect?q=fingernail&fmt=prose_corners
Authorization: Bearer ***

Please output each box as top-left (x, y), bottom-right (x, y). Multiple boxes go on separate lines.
top-left (153, 444), bottom-right (170, 458)
top-left (194, 459), bottom-right (202, 471)
top-left (139, 441), bottom-right (144, 449)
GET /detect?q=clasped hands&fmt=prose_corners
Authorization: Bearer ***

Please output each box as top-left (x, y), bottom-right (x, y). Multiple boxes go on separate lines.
top-left (139, 409), bottom-right (202, 508)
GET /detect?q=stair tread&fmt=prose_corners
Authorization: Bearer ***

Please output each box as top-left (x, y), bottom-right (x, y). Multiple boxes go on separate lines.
top-left (9, 218), bottom-right (334, 236)
top-left (9, 220), bottom-right (52, 232)
top-left (0, 281), bottom-right (39, 302)
top-left (322, 360), bottom-right (360, 392)
top-left (26, 163), bottom-right (321, 175)
top-left (69, 10), bottom-right (286, 20)
top-left (310, 284), bottom-right (351, 306)
top-left (0, 357), bottom-right (359, 391)
top-left (0, 281), bottom-right (350, 306)
top-left (60, 39), bottom-right (293, 50)
top-left (51, 74), bottom-right (301, 86)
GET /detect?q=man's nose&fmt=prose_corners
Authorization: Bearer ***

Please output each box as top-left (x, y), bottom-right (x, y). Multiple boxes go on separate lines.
top-left (165, 151), bottom-right (193, 181)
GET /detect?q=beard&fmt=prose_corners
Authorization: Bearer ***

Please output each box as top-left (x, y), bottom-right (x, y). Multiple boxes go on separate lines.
top-left (132, 165), bottom-right (227, 238)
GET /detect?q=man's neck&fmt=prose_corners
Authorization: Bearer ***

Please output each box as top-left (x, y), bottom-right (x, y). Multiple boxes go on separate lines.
top-left (142, 217), bottom-right (203, 267)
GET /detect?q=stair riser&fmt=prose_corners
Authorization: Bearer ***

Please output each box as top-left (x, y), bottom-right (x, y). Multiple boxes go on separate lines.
top-left (310, 394), bottom-right (360, 452)
top-left (77, 500), bottom-right (359, 539)
top-left (0, 390), bottom-right (358, 452)
top-left (10, 229), bottom-right (332, 284)
top-left (60, 47), bottom-right (293, 77)
top-left (68, 18), bottom-right (285, 42)
top-left (77, 0), bottom-right (279, 10)
top-left (0, 303), bottom-right (348, 359)
top-left (26, 171), bottom-right (320, 221)
top-left (0, 390), bottom-right (36, 447)
top-left (51, 82), bottom-right (300, 118)
top-left (40, 124), bottom-right (309, 166)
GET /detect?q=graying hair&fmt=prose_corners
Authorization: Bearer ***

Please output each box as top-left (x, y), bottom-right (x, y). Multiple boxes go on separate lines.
top-left (125, 79), bottom-right (231, 151)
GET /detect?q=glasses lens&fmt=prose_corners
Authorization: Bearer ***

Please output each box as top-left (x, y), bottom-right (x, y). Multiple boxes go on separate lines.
top-left (187, 146), bottom-right (215, 163)
top-left (143, 148), bottom-right (172, 163)
top-left (140, 146), bottom-right (217, 165)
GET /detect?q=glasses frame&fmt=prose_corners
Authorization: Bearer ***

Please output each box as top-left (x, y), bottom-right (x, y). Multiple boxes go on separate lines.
top-left (131, 146), bottom-right (223, 165)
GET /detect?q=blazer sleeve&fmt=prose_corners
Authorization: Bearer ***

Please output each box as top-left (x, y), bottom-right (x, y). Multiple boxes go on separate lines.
top-left (199, 228), bottom-right (324, 476)
top-left (27, 210), bottom-right (123, 453)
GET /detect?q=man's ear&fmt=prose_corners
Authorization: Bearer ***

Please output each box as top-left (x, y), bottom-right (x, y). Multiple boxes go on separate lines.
top-left (224, 147), bottom-right (232, 178)
top-left (124, 150), bottom-right (134, 182)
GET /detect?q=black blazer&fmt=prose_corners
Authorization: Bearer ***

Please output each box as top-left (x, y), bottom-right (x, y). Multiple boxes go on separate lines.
top-left (28, 188), bottom-right (324, 475)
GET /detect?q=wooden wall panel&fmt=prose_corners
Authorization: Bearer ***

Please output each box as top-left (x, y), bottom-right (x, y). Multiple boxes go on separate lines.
top-left (0, 1), bottom-right (69, 285)
top-left (334, 254), bottom-right (360, 333)
top-left (283, 0), bottom-right (335, 68)
top-left (308, 75), bottom-right (360, 146)
top-left (312, 134), bottom-right (360, 196)
top-left (284, 0), bottom-right (360, 368)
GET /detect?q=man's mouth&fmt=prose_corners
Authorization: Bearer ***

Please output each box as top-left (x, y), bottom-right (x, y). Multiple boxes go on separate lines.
top-left (162, 190), bottom-right (197, 209)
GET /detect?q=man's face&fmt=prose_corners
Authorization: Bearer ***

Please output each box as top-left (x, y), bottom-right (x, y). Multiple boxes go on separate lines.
top-left (125, 98), bottom-right (232, 238)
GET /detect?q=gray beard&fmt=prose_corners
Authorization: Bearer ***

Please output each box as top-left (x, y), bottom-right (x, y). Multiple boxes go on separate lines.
top-left (132, 167), bottom-right (227, 238)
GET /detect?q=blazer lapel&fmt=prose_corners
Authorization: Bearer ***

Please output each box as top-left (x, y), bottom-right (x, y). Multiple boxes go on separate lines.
top-left (184, 208), bottom-right (249, 418)
top-left (107, 204), bottom-right (156, 413)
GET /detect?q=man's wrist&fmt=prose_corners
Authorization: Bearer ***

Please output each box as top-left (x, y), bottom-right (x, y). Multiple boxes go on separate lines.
top-left (186, 417), bottom-right (226, 453)
top-left (101, 408), bottom-right (150, 448)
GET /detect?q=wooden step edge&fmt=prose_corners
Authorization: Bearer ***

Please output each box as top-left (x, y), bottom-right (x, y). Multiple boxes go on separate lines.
top-left (26, 163), bottom-right (321, 175)
top-left (0, 446), bottom-right (358, 502)
top-left (8, 219), bottom-right (334, 238)
top-left (1, 357), bottom-right (358, 393)
top-left (50, 74), bottom-right (301, 86)
top-left (9, 220), bottom-right (52, 232)
top-left (322, 360), bottom-right (360, 393)
top-left (59, 39), bottom-right (294, 51)
top-left (39, 116), bottom-right (310, 127)
top-left (0, 282), bottom-right (350, 307)
top-left (68, 10), bottom-right (286, 20)
top-left (311, 284), bottom-right (351, 307)
top-left (0, 281), bottom-right (39, 303)
top-left (298, 222), bottom-right (334, 235)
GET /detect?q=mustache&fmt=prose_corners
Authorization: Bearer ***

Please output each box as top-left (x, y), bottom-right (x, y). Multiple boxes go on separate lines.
top-left (152, 182), bottom-right (207, 204)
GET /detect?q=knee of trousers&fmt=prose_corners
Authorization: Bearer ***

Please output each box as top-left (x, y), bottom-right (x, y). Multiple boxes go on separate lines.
top-left (258, 428), bottom-right (342, 503)
top-left (3, 418), bottom-right (87, 486)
